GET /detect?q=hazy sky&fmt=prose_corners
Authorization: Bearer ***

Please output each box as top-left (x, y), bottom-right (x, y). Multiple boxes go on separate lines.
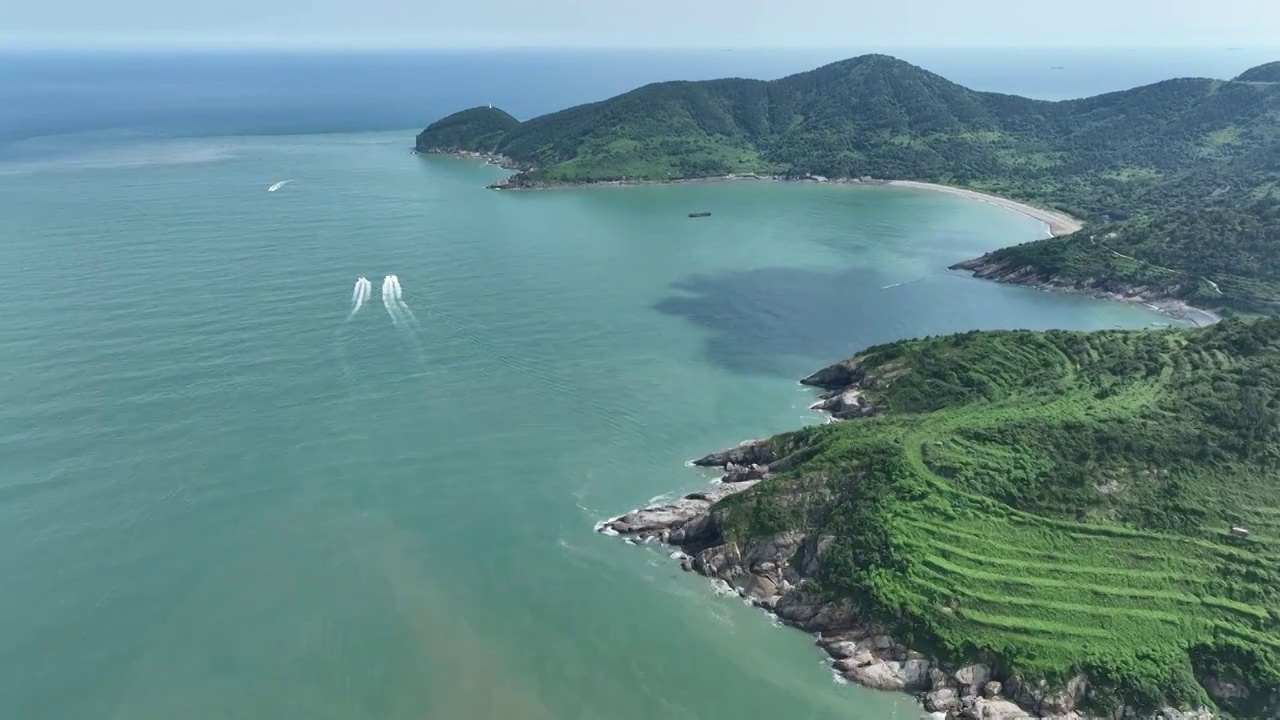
top-left (4, 0), bottom-right (1278, 49)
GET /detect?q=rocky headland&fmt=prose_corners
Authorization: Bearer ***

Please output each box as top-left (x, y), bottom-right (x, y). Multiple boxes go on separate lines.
top-left (596, 364), bottom-right (1216, 720)
top-left (950, 255), bottom-right (1222, 327)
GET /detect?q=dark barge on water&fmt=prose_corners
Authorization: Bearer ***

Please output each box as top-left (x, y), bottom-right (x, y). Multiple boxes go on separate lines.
top-left (687, 211), bottom-right (712, 218)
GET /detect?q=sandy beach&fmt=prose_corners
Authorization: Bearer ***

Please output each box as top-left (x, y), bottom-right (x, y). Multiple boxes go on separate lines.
top-left (888, 180), bottom-right (1085, 237)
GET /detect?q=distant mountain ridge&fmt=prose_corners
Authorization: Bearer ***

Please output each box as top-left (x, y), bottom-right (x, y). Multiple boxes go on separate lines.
top-left (418, 55), bottom-right (1279, 312)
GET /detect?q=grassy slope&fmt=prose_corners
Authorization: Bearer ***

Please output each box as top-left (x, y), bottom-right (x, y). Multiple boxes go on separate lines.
top-left (416, 55), bottom-right (1280, 313)
top-left (717, 319), bottom-right (1280, 715)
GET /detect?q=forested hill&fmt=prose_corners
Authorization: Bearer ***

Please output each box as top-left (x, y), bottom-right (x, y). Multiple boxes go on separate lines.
top-left (417, 55), bottom-right (1280, 312)
top-left (1237, 62), bottom-right (1280, 83)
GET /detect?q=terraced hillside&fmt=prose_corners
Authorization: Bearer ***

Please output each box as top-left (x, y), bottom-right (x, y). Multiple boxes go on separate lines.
top-left (715, 318), bottom-right (1280, 715)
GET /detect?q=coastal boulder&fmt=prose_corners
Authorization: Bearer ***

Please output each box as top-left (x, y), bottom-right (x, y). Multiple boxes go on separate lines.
top-left (743, 573), bottom-right (779, 599)
top-left (924, 688), bottom-right (961, 713)
top-left (1041, 674), bottom-right (1087, 714)
top-left (693, 440), bottom-right (775, 468)
top-left (742, 531), bottom-right (803, 570)
top-left (666, 510), bottom-right (721, 550)
top-left (722, 462), bottom-right (768, 482)
top-left (774, 591), bottom-right (859, 632)
top-left (955, 664), bottom-right (993, 693)
top-left (800, 361), bottom-right (862, 389)
top-left (810, 388), bottom-right (878, 419)
top-left (1004, 673), bottom-right (1087, 715)
top-left (692, 543), bottom-right (757, 590)
top-left (843, 658), bottom-right (932, 692)
top-left (823, 641), bottom-right (861, 660)
top-left (604, 498), bottom-right (705, 535)
top-left (960, 698), bottom-right (1032, 719)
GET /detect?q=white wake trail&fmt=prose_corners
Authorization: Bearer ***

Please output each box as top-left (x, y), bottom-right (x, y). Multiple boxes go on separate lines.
top-left (347, 276), bottom-right (371, 319)
top-left (382, 275), bottom-right (403, 328)
top-left (389, 275), bottom-right (419, 327)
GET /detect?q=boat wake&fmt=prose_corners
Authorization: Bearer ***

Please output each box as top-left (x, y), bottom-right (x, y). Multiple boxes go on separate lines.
top-left (267, 179), bottom-right (294, 192)
top-left (382, 275), bottom-right (404, 328)
top-left (347, 276), bottom-right (372, 319)
top-left (389, 275), bottom-right (418, 328)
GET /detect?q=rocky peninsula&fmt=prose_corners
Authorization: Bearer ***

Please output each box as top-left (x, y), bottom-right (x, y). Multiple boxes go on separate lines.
top-left (593, 320), bottom-right (1280, 719)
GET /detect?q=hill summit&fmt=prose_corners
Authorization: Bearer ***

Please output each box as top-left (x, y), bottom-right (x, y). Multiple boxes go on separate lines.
top-left (1236, 61), bottom-right (1280, 83)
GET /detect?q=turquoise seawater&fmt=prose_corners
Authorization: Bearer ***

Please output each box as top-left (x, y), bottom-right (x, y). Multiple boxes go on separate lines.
top-left (0, 131), bottom-right (1174, 719)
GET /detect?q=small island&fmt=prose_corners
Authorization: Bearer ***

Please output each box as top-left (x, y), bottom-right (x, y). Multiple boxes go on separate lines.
top-left (417, 55), bottom-right (1280, 718)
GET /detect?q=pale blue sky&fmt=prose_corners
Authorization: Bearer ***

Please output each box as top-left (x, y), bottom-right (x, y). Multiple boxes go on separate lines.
top-left (4, 0), bottom-right (1278, 49)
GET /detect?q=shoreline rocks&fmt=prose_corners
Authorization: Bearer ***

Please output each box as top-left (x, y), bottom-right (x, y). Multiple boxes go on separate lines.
top-left (950, 256), bottom-right (1221, 327)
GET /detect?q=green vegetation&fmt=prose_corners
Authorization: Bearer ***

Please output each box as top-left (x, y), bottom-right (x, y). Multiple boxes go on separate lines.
top-left (417, 55), bottom-right (1280, 312)
top-left (970, 201), bottom-right (1280, 313)
top-left (1237, 63), bottom-right (1280, 83)
top-left (414, 106), bottom-right (520, 153)
top-left (717, 319), bottom-right (1280, 715)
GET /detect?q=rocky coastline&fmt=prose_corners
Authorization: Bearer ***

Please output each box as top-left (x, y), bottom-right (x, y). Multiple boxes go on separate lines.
top-left (950, 255), bottom-right (1222, 327)
top-left (596, 366), bottom-right (1215, 720)
top-left (413, 147), bottom-right (530, 174)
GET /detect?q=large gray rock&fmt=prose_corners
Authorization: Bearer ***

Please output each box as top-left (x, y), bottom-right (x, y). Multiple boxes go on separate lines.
top-left (1041, 674), bottom-right (1087, 714)
top-left (601, 481), bottom-right (757, 540)
top-left (797, 534), bottom-right (835, 576)
top-left (1153, 709), bottom-right (1216, 720)
top-left (955, 664), bottom-right (992, 688)
top-left (666, 510), bottom-right (719, 548)
top-left (1005, 673), bottom-right (1087, 715)
top-left (773, 592), bottom-right (858, 633)
top-left (961, 698), bottom-right (1032, 719)
top-left (809, 388), bottom-right (878, 419)
top-left (722, 462), bottom-right (768, 482)
top-left (843, 658), bottom-right (931, 692)
top-left (1202, 676), bottom-right (1250, 702)
top-left (800, 361), bottom-right (861, 389)
top-left (692, 543), bottom-right (743, 581)
top-left (924, 687), bottom-right (961, 713)
top-left (742, 573), bottom-right (778, 599)
top-left (603, 499), bottom-right (706, 536)
top-left (823, 641), bottom-right (860, 660)
top-left (742, 531), bottom-right (804, 571)
top-left (693, 440), bottom-right (775, 468)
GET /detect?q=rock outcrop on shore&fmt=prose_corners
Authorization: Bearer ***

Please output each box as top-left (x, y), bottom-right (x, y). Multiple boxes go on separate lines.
top-left (949, 255), bottom-right (1221, 327)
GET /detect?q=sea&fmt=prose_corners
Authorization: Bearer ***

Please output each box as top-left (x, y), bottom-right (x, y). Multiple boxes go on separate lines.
top-left (1, 46), bottom-right (1274, 720)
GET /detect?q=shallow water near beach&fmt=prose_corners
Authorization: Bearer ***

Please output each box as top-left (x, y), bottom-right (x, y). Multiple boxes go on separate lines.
top-left (0, 128), bottom-right (1180, 719)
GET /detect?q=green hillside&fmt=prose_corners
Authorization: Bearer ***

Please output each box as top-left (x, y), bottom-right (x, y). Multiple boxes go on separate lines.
top-left (726, 318), bottom-right (1280, 715)
top-left (415, 106), bottom-right (520, 154)
top-left (417, 55), bottom-right (1280, 312)
top-left (1237, 62), bottom-right (1280, 83)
